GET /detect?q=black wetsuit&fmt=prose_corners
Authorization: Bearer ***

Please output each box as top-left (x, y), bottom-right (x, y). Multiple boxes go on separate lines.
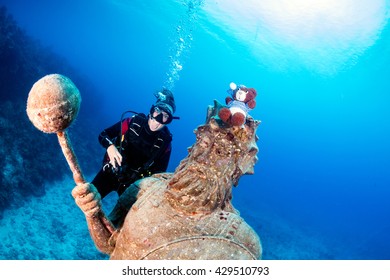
top-left (91, 113), bottom-right (172, 198)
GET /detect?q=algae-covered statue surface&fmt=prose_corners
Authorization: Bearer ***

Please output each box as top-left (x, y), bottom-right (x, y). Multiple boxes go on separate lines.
top-left (27, 74), bottom-right (262, 260)
top-left (73, 101), bottom-right (262, 260)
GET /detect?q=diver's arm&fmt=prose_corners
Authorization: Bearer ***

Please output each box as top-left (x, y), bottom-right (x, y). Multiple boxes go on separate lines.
top-left (98, 118), bottom-right (131, 167)
top-left (72, 183), bottom-right (116, 255)
top-left (97, 120), bottom-right (122, 149)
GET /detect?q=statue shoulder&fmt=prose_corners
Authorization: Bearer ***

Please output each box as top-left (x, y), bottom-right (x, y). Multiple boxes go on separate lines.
top-left (137, 172), bottom-right (173, 191)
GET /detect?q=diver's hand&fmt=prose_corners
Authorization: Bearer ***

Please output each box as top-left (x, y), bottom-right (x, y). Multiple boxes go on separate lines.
top-left (72, 183), bottom-right (102, 217)
top-left (107, 144), bottom-right (122, 168)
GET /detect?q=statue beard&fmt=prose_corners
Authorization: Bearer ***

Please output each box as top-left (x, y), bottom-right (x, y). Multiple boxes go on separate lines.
top-left (165, 147), bottom-right (236, 216)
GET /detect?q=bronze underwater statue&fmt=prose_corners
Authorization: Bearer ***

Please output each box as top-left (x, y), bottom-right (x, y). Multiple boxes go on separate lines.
top-left (26, 74), bottom-right (262, 260)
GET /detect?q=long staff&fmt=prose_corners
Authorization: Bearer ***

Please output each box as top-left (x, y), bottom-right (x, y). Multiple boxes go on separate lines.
top-left (26, 74), bottom-right (114, 233)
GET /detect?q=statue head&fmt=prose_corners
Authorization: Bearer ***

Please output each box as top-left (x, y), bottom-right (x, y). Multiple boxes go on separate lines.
top-left (165, 100), bottom-right (260, 215)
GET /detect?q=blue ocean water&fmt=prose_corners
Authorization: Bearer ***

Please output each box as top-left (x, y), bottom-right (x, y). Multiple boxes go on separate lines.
top-left (1, 0), bottom-right (390, 260)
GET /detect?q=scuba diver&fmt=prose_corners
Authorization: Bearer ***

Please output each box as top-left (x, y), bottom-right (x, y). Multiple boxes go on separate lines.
top-left (91, 89), bottom-right (179, 199)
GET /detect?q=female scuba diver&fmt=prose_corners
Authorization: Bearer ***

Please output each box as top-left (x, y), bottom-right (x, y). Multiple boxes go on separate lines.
top-left (91, 89), bottom-right (179, 199)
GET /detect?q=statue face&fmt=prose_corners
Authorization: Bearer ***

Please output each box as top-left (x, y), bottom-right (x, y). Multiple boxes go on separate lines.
top-left (238, 141), bottom-right (258, 175)
top-left (188, 123), bottom-right (259, 179)
top-left (166, 115), bottom-right (261, 214)
top-left (190, 128), bottom-right (234, 172)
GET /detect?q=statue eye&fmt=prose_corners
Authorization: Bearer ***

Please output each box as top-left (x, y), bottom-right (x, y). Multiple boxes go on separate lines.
top-left (214, 145), bottom-right (230, 157)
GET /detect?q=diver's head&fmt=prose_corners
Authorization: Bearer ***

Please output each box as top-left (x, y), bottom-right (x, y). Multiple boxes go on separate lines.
top-left (148, 106), bottom-right (169, 131)
top-left (149, 89), bottom-right (179, 128)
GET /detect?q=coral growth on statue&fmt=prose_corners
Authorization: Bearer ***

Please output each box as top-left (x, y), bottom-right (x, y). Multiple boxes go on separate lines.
top-left (72, 99), bottom-right (262, 260)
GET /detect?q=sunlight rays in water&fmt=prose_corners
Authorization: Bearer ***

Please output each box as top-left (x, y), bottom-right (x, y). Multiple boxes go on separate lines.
top-left (202, 0), bottom-right (390, 75)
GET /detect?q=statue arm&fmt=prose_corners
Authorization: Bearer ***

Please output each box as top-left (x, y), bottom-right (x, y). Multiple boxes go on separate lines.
top-left (72, 183), bottom-right (116, 255)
